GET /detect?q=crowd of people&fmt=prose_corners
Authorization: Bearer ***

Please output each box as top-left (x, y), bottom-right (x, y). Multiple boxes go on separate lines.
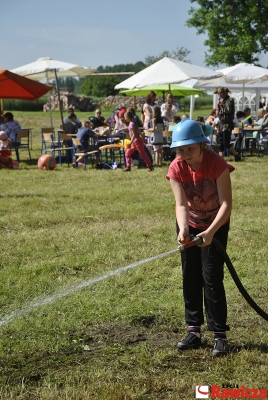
top-left (92, 91), bottom-right (182, 170)
top-left (2, 87), bottom-right (268, 170)
top-left (203, 89), bottom-right (268, 158)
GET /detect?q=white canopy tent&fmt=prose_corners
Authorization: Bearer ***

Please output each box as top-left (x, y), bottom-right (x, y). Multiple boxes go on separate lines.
top-left (115, 57), bottom-right (222, 119)
top-left (195, 63), bottom-right (268, 111)
top-left (192, 79), bottom-right (268, 114)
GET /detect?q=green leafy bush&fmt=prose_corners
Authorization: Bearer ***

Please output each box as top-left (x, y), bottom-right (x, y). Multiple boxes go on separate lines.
top-left (3, 98), bottom-right (46, 111)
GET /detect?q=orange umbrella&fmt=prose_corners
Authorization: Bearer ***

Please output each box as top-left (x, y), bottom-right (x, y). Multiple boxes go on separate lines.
top-left (0, 69), bottom-right (52, 100)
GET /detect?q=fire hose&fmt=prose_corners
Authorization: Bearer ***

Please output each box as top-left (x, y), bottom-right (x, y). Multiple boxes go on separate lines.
top-left (178, 235), bottom-right (268, 322)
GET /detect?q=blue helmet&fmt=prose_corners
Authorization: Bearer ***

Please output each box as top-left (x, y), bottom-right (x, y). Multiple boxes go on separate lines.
top-left (170, 118), bottom-right (210, 148)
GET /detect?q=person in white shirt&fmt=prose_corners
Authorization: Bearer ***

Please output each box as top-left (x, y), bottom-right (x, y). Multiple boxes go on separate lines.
top-left (160, 93), bottom-right (179, 114)
top-left (162, 103), bottom-right (177, 123)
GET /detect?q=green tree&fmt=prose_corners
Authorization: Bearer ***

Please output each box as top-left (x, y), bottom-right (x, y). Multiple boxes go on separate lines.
top-left (96, 61), bottom-right (146, 74)
top-left (145, 47), bottom-right (191, 66)
top-left (186, 0), bottom-right (268, 67)
top-left (80, 62), bottom-right (146, 97)
top-left (51, 77), bottom-right (77, 93)
top-left (80, 75), bottom-right (122, 97)
top-left (65, 77), bottom-right (76, 92)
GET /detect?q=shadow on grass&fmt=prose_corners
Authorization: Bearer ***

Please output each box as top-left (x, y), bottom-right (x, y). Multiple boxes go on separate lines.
top-left (230, 342), bottom-right (268, 354)
top-left (0, 193), bottom-right (44, 199)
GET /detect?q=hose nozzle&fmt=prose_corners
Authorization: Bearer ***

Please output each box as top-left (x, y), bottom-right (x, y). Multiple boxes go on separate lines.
top-left (178, 236), bottom-right (203, 252)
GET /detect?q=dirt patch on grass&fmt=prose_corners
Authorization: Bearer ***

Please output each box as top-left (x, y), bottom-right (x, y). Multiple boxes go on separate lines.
top-left (73, 318), bottom-right (179, 355)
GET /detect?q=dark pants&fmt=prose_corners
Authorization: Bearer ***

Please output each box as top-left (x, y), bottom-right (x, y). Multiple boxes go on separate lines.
top-left (218, 126), bottom-right (232, 152)
top-left (177, 222), bottom-right (230, 332)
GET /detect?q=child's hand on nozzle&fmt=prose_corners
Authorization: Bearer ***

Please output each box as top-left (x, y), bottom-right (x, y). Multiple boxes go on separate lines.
top-left (178, 232), bottom-right (191, 244)
top-left (196, 231), bottom-right (212, 247)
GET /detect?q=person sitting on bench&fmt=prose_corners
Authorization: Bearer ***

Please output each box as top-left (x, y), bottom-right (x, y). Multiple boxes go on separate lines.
top-left (73, 120), bottom-right (100, 167)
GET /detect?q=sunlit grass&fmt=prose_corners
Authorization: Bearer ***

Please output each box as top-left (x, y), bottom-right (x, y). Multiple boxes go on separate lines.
top-left (0, 111), bottom-right (268, 399)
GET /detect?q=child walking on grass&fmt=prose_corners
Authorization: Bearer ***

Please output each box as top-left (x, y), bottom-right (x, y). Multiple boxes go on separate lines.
top-left (124, 111), bottom-right (153, 172)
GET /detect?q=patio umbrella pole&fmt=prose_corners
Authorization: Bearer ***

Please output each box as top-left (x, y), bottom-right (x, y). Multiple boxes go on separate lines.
top-left (54, 69), bottom-right (64, 129)
top-left (242, 83), bottom-right (245, 111)
top-left (190, 95), bottom-right (195, 119)
top-left (46, 71), bottom-right (53, 127)
top-left (1, 99), bottom-right (4, 113)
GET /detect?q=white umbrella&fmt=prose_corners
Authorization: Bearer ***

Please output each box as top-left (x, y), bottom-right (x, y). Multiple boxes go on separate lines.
top-left (195, 63), bottom-right (268, 110)
top-left (11, 57), bottom-right (95, 126)
top-left (114, 57), bottom-right (221, 119)
top-left (11, 57), bottom-right (94, 81)
top-left (114, 57), bottom-right (221, 90)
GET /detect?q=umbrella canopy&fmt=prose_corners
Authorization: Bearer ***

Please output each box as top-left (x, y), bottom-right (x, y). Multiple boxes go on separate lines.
top-left (11, 57), bottom-right (95, 127)
top-left (114, 57), bottom-right (222, 90)
top-left (195, 63), bottom-right (268, 110)
top-left (119, 84), bottom-right (204, 97)
top-left (197, 63), bottom-right (268, 85)
top-left (0, 69), bottom-right (52, 100)
top-left (11, 57), bottom-right (94, 81)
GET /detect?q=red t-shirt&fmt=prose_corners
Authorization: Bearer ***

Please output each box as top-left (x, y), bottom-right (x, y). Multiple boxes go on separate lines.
top-left (166, 151), bottom-right (235, 230)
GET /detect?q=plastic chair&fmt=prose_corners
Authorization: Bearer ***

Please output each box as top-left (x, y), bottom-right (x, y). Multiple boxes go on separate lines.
top-left (242, 127), bottom-right (259, 156)
top-left (72, 138), bottom-right (99, 170)
top-left (41, 127), bottom-right (55, 153)
top-left (11, 129), bottom-right (31, 162)
top-left (42, 133), bottom-right (58, 155)
top-left (53, 133), bottom-right (74, 165)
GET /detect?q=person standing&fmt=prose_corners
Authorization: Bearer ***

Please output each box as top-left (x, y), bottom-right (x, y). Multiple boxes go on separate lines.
top-left (166, 119), bottom-right (234, 356)
top-left (143, 91), bottom-right (157, 129)
top-left (215, 87), bottom-right (240, 161)
top-left (148, 105), bottom-right (164, 167)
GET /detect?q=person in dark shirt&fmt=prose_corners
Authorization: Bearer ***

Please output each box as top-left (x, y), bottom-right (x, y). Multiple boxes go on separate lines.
top-left (63, 113), bottom-right (78, 134)
top-left (215, 86), bottom-right (241, 161)
top-left (89, 109), bottom-right (107, 128)
top-left (63, 107), bottom-right (81, 129)
top-left (74, 120), bottom-right (100, 166)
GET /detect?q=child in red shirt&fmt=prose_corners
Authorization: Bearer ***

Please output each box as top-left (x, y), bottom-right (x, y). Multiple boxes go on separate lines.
top-left (166, 119), bottom-right (234, 357)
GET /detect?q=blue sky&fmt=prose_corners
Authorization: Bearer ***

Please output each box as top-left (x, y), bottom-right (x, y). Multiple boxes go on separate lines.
top-left (2, 0), bottom-right (268, 73)
top-left (2, 0), bottom-right (209, 71)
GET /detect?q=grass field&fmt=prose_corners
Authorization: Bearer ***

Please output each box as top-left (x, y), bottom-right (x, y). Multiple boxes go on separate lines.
top-left (0, 109), bottom-right (268, 399)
